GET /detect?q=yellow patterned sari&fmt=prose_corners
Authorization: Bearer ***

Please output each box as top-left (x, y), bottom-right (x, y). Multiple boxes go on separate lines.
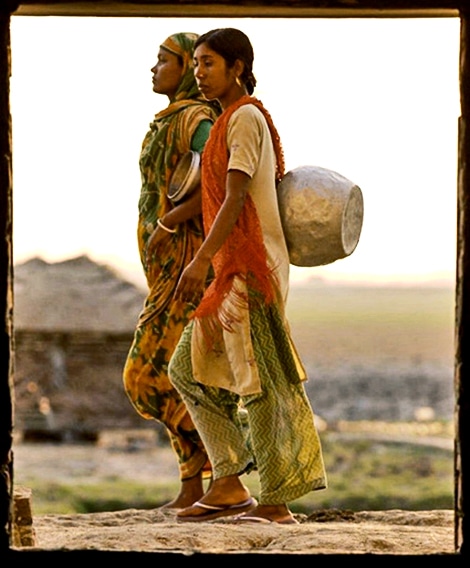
top-left (123, 33), bottom-right (220, 480)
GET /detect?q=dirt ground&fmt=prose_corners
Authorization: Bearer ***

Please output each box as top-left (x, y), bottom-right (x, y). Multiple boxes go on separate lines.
top-left (10, 439), bottom-right (458, 557)
top-left (23, 507), bottom-right (455, 556)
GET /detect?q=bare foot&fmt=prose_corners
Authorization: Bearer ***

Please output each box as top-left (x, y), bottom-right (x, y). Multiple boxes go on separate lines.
top-left (176, 474), bottom-right (253, 520)
top-left (235, 503), bottom-right (298, 524)
top-left (196, 474), bottom-right (251, 507)
top-left (160, 475), bottom-right (205, 510)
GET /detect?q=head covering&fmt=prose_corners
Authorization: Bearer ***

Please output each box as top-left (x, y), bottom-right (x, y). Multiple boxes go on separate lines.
top-left (160, 32), bottom-right (201, 102)
top-left (136, 32), bottom-right (220, 290)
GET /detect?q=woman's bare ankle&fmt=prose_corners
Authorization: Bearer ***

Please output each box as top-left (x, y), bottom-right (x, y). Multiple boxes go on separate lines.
top-left (199, 475), bottom-right (251, 506)
top-left (161, 475), bottom-right (204, 509)
top-left (247, 503), bottom-right (295, 523)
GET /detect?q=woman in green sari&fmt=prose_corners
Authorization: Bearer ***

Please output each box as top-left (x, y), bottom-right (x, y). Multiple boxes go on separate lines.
top-left (123, 32), bottom-right (220, 509)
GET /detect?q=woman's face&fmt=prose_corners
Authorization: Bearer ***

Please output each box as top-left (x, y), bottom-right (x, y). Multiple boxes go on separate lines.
top-left (151, 47), bottom-right (184, 99)
top-left (193, 43), bottom-right (238, 107)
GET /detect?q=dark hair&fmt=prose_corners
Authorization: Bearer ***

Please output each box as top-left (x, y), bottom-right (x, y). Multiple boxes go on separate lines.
top-left (194, 28), bottom-right (257, 95)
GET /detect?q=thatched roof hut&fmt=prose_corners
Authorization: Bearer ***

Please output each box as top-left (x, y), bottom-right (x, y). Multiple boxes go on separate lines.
top-left (13, 256), bottom-right (150, 438)
top-left (14, 255), bottom-right (145, 332)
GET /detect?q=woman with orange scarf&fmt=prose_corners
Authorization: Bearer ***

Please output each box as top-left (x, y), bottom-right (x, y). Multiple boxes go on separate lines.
top-left (123, 32), bottom-right (220, 509)
top-left (169, 28), bottom-right (327, 524)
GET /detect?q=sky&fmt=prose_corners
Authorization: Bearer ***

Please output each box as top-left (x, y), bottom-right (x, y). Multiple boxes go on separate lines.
top-left (9, 15), bottom-right (461, 287)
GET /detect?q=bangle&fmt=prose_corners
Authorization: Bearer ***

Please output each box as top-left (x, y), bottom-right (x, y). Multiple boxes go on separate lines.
top-left (157, 218), bottom-right (176, 234)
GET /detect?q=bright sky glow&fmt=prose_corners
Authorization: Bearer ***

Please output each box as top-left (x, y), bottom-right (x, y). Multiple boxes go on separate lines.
top-left (9, 16), bottom-right (461, 286)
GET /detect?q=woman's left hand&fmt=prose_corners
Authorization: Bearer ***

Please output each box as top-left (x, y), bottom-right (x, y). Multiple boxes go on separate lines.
top-left (145, 224), bottom-right (168, 264)
top-left (174, 256), bottom-right (210, 304)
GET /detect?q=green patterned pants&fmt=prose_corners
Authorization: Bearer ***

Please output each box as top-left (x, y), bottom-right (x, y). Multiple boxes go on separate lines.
top-left (169, 304), bottom-right (327, 505)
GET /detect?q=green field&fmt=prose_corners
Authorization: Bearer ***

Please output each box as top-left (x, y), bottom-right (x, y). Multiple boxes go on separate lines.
top-left (18, 429), bottom-right (454, 516)
top-left (16, 283), bottom-right (456, 516)
top-left (285, 282), bottom-right (455, 423)
top-left (286, 282), bottom-right (455, 371)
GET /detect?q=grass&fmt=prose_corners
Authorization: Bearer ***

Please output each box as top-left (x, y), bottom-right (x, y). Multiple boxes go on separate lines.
top-left (23, 428), bottom-right (454, 516)
top-left (27, 481), bottom-right (181, 515)
top-left (18, 285), bottom-right (456, 516)
top-left (286, 284), bottom-right (455, 370)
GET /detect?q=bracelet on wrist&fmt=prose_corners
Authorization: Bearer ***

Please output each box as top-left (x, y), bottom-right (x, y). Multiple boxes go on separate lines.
top-left (157, 218), bottom-right (177, 234)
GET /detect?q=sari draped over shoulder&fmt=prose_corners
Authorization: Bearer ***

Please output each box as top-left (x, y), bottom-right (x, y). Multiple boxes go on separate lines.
top-left (137, 99), bottom-right (219, 324)
top-left (123, 32), bottom-right (220, 480)
top-left (124, 99), bottom-right (218, 478)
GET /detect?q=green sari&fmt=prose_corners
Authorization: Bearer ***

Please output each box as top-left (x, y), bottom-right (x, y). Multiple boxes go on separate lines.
top-left (123, 33), bottom-right (220, 480)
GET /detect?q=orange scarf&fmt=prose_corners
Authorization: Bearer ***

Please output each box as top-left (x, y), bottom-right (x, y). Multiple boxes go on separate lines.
top-left (192, 96), bottom-right (285, 336)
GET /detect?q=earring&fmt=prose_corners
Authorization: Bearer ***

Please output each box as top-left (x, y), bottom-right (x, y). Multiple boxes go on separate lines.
top-left (235, 76), bottom-right (242, 87)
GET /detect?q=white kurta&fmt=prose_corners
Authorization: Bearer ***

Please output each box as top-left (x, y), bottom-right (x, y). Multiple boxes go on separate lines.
top-left (192, 104), bottom-right (305, 395)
